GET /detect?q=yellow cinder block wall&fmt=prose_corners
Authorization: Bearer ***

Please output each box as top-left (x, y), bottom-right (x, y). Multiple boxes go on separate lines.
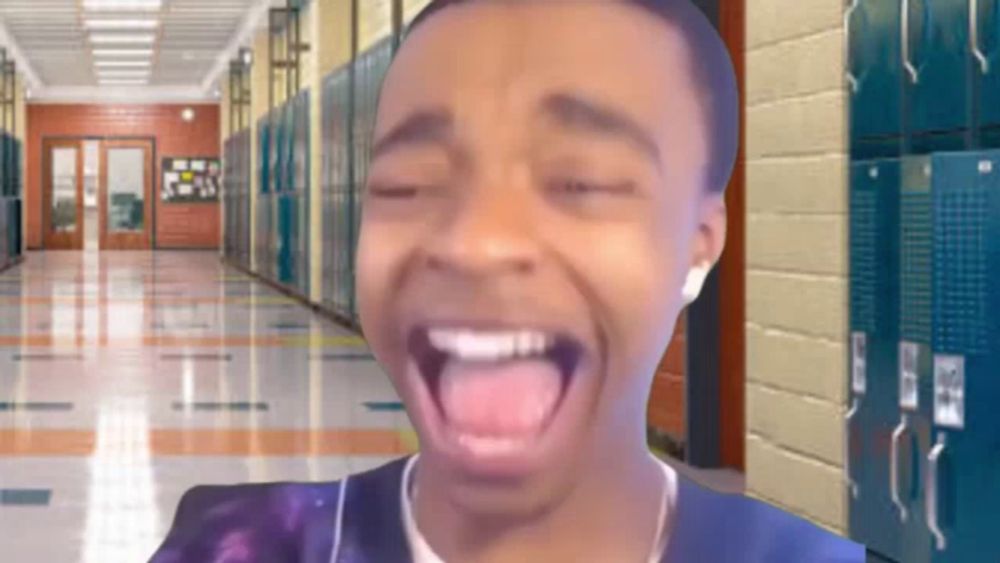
top-left (744, 1), bottom-right (850, 533)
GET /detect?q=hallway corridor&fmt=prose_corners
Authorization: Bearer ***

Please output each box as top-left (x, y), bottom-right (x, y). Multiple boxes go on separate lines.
top-left (0, 252), bottom-right (415, 562)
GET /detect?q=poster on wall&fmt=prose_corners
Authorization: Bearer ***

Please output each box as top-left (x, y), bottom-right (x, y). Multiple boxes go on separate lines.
top-left (162, 157), bottom-right (220, 203)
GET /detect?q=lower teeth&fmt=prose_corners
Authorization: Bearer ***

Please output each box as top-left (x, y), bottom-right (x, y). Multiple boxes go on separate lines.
top-left (456, 433), bottom-right (531, 456)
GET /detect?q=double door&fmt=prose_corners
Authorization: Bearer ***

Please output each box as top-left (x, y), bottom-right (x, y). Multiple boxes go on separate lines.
top-left (43, 138), bottom-right (154, 251)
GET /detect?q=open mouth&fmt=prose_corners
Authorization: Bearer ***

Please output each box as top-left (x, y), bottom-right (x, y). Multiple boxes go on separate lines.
top-left (407, 324), bottom-right (585, 461)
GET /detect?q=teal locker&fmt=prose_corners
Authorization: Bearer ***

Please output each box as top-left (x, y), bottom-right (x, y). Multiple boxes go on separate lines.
top-left (848, 158), bottom-right (903, 561)
top-left (904, 0), bottom-right (973, 153)
top-left (847, 0), bottom-right (905, 159)
top-left (321, 65), bottom-right (354, 320)
top-left (918, 149), bottom-right (1000, 562)
top-left (974, 0), bottom-right (1000, 147)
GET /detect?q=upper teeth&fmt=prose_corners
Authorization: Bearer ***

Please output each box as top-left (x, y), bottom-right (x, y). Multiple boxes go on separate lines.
top-left (428, 329), bottom-right (553, 361)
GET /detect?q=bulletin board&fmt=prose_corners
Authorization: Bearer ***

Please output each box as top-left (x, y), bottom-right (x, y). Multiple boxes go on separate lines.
top-left (162, 157), bottom-right (221, 203)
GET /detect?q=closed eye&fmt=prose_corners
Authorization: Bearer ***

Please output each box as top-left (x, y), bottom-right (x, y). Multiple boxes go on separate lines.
top-left (547, 179), bottom-right (637, 196)
top-left (368, 185), bottom-right (419, 199)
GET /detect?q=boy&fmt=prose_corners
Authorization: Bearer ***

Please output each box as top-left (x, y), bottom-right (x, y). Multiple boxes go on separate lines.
top-left (152, 0), bottom-right (865, 561)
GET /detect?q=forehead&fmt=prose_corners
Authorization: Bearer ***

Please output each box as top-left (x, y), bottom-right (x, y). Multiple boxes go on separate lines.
top-left (377, 1), bottom-right (704, 155)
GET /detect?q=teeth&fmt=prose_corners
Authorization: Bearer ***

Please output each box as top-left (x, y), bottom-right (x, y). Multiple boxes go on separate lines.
top-left (427, 329), bottom-right (554, 361)
top-left (456, 433), bottom-right (532, 456)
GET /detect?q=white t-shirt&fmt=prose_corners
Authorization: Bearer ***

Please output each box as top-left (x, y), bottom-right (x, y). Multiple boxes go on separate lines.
top-left (400, 454), bottom-right (679, 563)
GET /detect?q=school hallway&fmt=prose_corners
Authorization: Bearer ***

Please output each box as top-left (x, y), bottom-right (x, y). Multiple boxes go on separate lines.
top-left (0, 251), bottom-right (744, 561)
top-left (0, 251), bottom-right (414, 560)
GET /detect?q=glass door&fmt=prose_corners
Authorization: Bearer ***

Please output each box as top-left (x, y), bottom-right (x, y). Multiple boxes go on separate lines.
top-left (99, 140), bottom-right (153, 250)
top-left (43, 139), bottom-right (84, 250)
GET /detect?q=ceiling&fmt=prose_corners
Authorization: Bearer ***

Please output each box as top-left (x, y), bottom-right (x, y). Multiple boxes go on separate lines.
top-left (0, 0), bottom-right (273, 102)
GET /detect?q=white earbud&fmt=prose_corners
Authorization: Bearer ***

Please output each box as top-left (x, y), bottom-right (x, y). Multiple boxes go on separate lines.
top-left (682, 264), bottom-right (710, 305)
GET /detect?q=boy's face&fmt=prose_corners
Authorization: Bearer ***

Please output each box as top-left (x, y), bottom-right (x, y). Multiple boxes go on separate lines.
top-left (357, 1), bottom-right (726, 514)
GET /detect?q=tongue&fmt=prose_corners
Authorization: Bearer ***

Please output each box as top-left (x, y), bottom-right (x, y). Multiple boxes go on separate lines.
top-left (439, 358), bottom-right (563, 437)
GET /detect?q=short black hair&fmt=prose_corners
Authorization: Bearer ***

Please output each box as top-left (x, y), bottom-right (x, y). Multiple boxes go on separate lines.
top-left (404, 0), bottom-right (739, 194)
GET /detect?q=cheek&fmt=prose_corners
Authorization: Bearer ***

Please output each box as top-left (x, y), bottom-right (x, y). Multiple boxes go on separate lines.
top-left (565, 218), bottom-right (691, 371)
top-left (355, 224), bottom-right (408, 347)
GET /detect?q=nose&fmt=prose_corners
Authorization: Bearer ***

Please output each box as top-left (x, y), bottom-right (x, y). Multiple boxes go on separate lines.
top-left (421, 183), bottom-right (539, 278)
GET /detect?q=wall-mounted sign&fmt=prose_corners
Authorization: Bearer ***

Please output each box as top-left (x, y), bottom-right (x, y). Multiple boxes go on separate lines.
top-left (162, 157), bottom-right (220, 203)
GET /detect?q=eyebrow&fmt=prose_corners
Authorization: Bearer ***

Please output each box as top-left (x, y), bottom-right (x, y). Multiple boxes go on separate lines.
top-left (539, 92), bottom-right (662, 164)
top-left (370, 108), bottom-right (453, 160)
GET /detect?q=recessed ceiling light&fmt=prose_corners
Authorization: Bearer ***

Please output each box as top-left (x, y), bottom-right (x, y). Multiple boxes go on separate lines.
top-left (93, 48), bottom-right (154, 57)
top-left (84, 0), bottom-right (162, 11)
top-left (85, 19), bottom-right (159, 30)
top-left (94, 60), bottom-right (152, 68)
top-left (90, 33), bottom-right (156, 44)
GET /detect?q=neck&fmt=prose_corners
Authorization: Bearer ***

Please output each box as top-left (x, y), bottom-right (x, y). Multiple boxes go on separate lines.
top-left (412, 444), bottom-right (666, 563)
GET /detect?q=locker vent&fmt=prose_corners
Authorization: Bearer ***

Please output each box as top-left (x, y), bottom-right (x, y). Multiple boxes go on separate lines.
top-left (933, 187), bottom-right (988, 354)
top-left (850, 188), bottom-right (878, 332)
top-left (900, 192), bottom-right (932, 343)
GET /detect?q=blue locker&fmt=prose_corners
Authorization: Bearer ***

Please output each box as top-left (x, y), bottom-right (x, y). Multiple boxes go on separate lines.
top-left (275, 100), bottom-right (296, 286)
top-left (973, 0), bottom-right (1000, 147)
top-left (904, 0), bottom-right (973, 153)
top-left (848, 0), bottom-right (905, 159)
top-left (293, 90), bottom-right (311, 298)
top-left (848, 159), bottom-right (903, 561)
top-left (919, 149), bottom-right (1000, 562)
top-left (257, 115), bottom-right (274, 279)
top-left (893, 156), bottom-right (937, 563)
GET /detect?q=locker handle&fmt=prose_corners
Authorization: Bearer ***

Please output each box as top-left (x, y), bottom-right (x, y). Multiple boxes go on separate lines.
top-left (902, 0), bottom-right (920, 83)
top-left (844, 0), bottom-right (860, 92)
top-left (926, 432), bottom-right (948, 551)
top-left (971, 0), bottom-right (990, 74)
top-left (844, 397), bottom-right (860, 499)
top-left (890, 414), bottom-right (909, 522)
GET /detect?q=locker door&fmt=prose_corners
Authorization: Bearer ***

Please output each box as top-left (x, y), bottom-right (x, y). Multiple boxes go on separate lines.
top-left (905, 0), bottom-right (973, 152)
top-left (922, 150), bottom-right (1000, 563)
top-left (848, 159), bottom-right (903, 561)
top-left (849, 0), bottom-right (904, 159)
top-left (974, 0), bottom-right (1000, 146)
top-left (895, 156), bottom-right (937, 563)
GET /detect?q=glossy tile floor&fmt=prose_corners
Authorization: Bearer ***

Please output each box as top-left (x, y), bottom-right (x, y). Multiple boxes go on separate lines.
top-left (0, 251), bottom-right (415, 563)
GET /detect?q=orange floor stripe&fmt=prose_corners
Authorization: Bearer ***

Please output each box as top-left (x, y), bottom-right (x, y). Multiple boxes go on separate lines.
top-left (150, 429), bottom-right (417, 457)
top-left (0, 429), bottom-right (96, 456)
top-left (0, 429), bottom-right (416, 457)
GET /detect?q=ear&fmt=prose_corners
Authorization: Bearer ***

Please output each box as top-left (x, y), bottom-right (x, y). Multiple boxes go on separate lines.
top-left (683, 193), bottom-right (728, 305)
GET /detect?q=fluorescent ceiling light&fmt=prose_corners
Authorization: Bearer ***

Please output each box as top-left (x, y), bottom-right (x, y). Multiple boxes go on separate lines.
top-left (84, 0), bottom-right (162, 11)
top-left (97, 71), bottom-right (152, 79)
top-left (95, 60), bottom-right (152, 68)
top-left (92, 48), bottom-right (154, 57)
top-left (90, 34), bottom-right (156, 44)
top-left (85, 19), bottom-right (159, 30)
top-left (99, 80), bottom-right (149, 86)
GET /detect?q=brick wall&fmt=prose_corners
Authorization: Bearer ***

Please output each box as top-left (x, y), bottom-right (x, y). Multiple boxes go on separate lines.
top-left (26, 104), bottom-right (221, 250)
top-left (744, 2), bottom-right (849, 532)
top-left (648, 316), bottom-right (687, 440)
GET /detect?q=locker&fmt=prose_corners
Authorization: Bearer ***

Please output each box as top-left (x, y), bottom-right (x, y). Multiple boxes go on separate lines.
top-left (904, 0), bottom-right (973, 153)
top-left (847, 158), bottom-right (903, 561)
top-left (974, 0), bottom-right (1000, 147)
top-left (321, 66), bottom-right (354, 320)
top-left (919, 149), bottom-right (1000, 562)
top-left (884, 155), bottom-right (945, 563)
top-left (293, 90), bottom-right (311, 298)
top-left (848, 0), bottom-right (905, 159)
top-left (0, 197), bottom-right (7, 269)
top-left (257, 115), bottom-right (274, 279)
